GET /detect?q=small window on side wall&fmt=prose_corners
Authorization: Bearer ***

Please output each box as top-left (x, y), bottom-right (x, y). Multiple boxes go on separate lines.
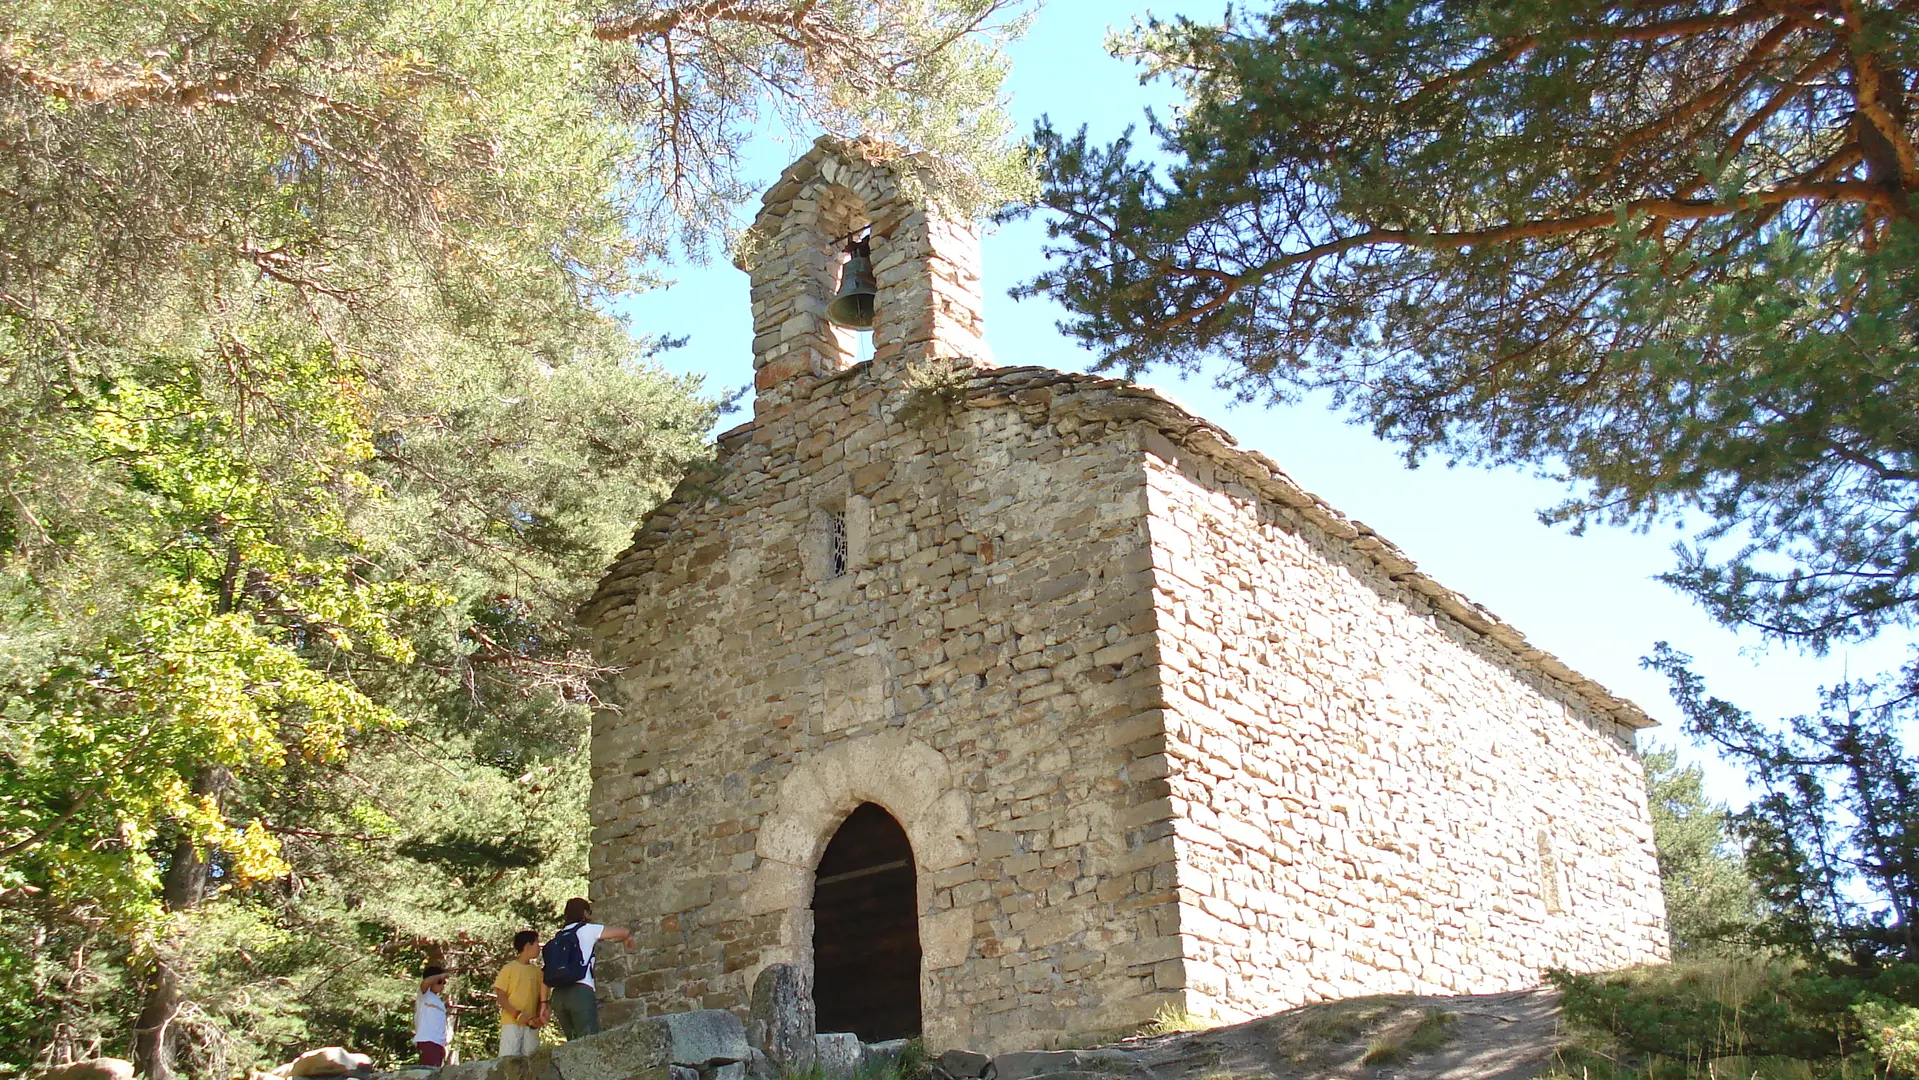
top-left (807, 506), bottom-right (848, 582)
top-left (1537, 829), bottom-right (1564, 914)
top-left (825, 509), bottom-right (848, 579)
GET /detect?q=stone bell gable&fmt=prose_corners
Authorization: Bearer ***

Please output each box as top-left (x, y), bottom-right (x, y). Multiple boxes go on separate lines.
top-left (581, 141), bottom-right (1669, 1054)
top-left (735, 138), bottom-right (986, 414)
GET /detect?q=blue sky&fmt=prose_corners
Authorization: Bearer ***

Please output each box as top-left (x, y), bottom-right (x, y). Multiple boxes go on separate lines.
top-left (616, 0), bottom-right (1915, 804)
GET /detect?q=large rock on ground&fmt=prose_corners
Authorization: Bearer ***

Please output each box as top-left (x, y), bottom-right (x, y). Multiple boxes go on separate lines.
top-left (40, 1060), bottom-right (133, 1080)
top-left (660, 1011), bottom-right (749, 1067)
top-left (988, 1052), bottom-right (1079, 1080)
top-left (813, 1034), bottom-right (860, 1079)
top-left (498, 1047), bottom-right (563, 1080)
top-left (440, 1061), bottom-right (503, 1080)
top-left (987, 1051), bottom-right (1146, 1080)
top-left (936, 1050), bottom-right (990, 1079)
top-left (747, 964), bottom-right (814, 1074)
top-left (547, 1010), bottom-right (745, 1080)
top-left (551, 1019), bottom-right (674, 1080)
top-left (1072, 1051), bottom-right (1145, 1074)
top-left (861, 1040), bottom-right (912, 1074)
top-left (289, 1049), bottom-right (374, 1078)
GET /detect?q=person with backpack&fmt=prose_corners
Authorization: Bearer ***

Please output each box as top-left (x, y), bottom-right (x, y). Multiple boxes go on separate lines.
top-left (542, 897), bottom-right (635, 1039)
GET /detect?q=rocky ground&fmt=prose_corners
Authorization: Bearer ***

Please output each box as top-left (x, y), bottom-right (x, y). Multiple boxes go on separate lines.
top-left (1084, 989), bottom-right (1566, 1080)
top-left (31, 986), bottom-right (1569, 1080)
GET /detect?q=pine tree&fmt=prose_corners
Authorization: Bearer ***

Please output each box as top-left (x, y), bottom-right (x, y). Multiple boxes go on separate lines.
top-left (1015, 0), bottom-right (1918, 649)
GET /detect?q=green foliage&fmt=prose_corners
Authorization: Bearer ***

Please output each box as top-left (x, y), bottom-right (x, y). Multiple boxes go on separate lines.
top-left (897, 358), bottom-right (974, 428)
top-left (1014, 0), bottom-right (1919, 654)
top-left (1647, 647), bottom-right (1919, 965)
top-left (1644, 747), bottom-right (1757, 955)
top-left (589, 0), bottom-right (1038, 240)
top-left (1544, 959), bottom-right (1919, 1079)
top-left (0, 0), bottom-right (1029, 1072)
top-left (1856, 997), bottom-right (1919, 1077)
top-left (1019, 15), bottom-right (1919, 1072)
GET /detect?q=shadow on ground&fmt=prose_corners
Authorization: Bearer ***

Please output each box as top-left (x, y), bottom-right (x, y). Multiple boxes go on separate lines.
top-left (1112, 988), bottom-right (1563, 1080)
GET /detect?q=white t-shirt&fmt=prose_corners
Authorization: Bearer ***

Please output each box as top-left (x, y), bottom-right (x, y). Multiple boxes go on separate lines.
top-left (574, 923), bottom-right (605, 989)
top-left (414, 990), bottom-right (448, 1044)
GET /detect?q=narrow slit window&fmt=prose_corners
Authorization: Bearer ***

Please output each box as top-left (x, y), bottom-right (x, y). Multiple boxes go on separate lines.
top-left (1537, 829), bottom-right (1563, 914)
top-left (826, 510), bottom-right (848, 579)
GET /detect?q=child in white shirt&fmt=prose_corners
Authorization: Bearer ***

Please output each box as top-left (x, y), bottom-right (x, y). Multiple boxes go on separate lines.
top-left (413, 965), bottom-right (450, 1066)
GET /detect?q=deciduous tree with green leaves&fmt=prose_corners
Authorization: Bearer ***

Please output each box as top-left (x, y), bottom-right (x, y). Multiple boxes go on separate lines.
top-left (0, 0), bottom-right (1031, 1074)
top-left (1644, 747), bottom-right (1756, 955)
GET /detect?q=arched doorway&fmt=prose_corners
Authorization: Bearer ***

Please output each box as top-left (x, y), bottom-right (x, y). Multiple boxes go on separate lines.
top-left (812, 802), bottom-right (922, 1040)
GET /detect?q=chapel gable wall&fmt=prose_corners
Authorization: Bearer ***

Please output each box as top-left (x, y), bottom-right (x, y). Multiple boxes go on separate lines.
top-left (585, 371), bottom-right (1190, 1052)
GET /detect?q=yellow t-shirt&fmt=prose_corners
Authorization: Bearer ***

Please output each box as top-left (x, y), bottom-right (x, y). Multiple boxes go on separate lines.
top-left (492, 960), bottom-right (543, 1026)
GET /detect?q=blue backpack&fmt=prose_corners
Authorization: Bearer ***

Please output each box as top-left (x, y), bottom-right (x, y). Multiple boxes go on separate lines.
top-left (542, 923), bottom-right (590, 988)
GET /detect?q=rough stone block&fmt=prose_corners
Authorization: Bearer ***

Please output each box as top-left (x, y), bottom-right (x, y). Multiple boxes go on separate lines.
top-left (663, 1011), bottom-right (750, 1066)
top-left (1073, 1051), bottom-right (1146, 1075)
top-left (813, 1034), bottom-right (862, 1079)
top-left (748, 963), bottom-right (816, 1072)
top-left (987, 1052), bottom-right (1082, 1080)
top-left (860, 1041), bottom-right (912, 1074)
top-left (936, 1050), bottom-right (991, 1079)
top-left (549, 1019), bottom-right (673, 1080)
top-left (601, 998), bottom-right (650, 1031)
top-left (498, 1048), bottom-right (562, 1080)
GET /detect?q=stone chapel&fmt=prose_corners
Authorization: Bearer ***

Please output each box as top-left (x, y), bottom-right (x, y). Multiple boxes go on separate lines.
top-left (580, 139), bottom-right (1671, 1054)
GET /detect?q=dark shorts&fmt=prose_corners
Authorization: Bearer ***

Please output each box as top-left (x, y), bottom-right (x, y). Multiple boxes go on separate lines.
top-left (417, 1041), bottom-right (446, 1066)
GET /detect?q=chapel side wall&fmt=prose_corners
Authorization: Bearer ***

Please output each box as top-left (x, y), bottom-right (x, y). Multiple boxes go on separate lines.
top-left (1140, 437), bottom-right (1670, 1023)
top-left (585, 378), bottom-right (1184, 1053)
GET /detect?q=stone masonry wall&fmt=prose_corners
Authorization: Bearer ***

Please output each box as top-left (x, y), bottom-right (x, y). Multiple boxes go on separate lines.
top-left (587, 140), bottom-right (1671, 1052)
top-left (584, 366), bottom-right (1188, 1054)
top-left (1139, 434), bottom-right (1670, 1022)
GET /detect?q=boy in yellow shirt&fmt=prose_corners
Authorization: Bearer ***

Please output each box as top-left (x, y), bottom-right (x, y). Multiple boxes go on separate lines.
top-left (492, 930), bottom-right (548, 1056)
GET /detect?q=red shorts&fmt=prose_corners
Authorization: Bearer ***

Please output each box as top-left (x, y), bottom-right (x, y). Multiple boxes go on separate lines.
top-left (416, 1042), bottom-right (446, 1067)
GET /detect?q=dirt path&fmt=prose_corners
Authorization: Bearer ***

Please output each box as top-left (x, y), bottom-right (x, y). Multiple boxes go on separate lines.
top-left (1105, 989), bottom-right (1566, 1080)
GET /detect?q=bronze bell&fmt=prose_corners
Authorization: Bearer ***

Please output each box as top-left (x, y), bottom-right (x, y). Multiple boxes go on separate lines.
top-left (826, 236), bottom-right (877, 329)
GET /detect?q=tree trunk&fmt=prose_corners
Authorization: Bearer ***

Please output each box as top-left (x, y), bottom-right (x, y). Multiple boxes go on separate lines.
top-left (130, 767), bottom-right (228, 1079)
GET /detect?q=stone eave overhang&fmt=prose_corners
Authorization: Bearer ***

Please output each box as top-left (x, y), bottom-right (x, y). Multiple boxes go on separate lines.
top-left (584, 360), bottom-right (1656, 732)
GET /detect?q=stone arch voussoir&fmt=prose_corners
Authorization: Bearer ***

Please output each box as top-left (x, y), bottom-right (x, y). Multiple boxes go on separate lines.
top-left (740, 732), bottom-right (976, 979)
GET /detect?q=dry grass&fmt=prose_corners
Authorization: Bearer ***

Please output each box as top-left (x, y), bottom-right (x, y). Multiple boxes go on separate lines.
top-left (1139, 1002), bottom-right (1217, 1037)
top-left (1360, 1009), bottom-right (1456, 1065)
